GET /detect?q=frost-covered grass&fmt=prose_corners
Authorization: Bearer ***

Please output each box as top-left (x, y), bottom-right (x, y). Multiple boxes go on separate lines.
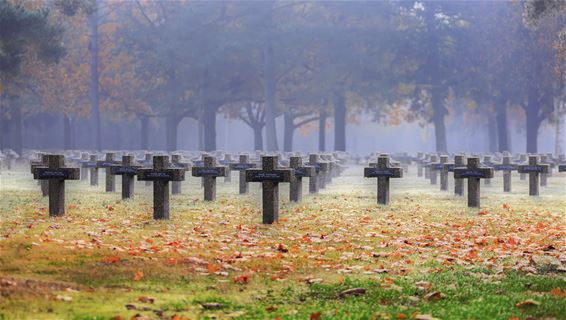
top-left (0, 165), bottom-right (564, 319)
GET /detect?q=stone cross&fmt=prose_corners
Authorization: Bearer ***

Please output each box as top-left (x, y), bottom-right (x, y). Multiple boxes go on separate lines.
top-left (559, 164), bottom-right (566, 172)
top-left (191, 156), bottom-right (227, 201)
top-left (363, 154), bottom-right (403, 205)
top-left (137, 155), bottom-right (185, 220)
top-left (289, 156), bottom-right (316, 203)
top-left (229, 154), bottom-right (257, 194)
top-left (494, 155), bottom-right (517, 192)
top-left (453, 154), bottom-right (465, 196)
top-left (246, 156), bottom-right (292, 224)
top-left (539, 154), bottom-right (550, 187)
top-left (427, 155), bottom-right (439, 185)
top-left (96, 152), bottom-right (120, 192)
top-left (518, 155), bottom-right (549, 196)
top-left (483, 155), bottom-right (494, 185)
top-left (80, 153), bottom-right (89, 181)
top-left (220, 154), bottom-right (234, 183)
top-left (170, 154), bottom-right (190, 195)
top-left (32, 155), bottom-right (80, 217)
top-left (416, 152), bottom-right (424, 177)
top-left (306, 154), bottom-right (330, 194)
top-left (438, 155), bottom-right (452, 191)
top-left (519, 154), bottom-right (528, 180)
top-left (111, 155), bottom-right (140, 200)
top-left (142, 153), bottom-right (153, 186)
top-left (454, 157), bottom-right (494, 208)
top-left (30, 153), bottom-right (49, 197)
top-left (82, 154), bottom-right (99, 186)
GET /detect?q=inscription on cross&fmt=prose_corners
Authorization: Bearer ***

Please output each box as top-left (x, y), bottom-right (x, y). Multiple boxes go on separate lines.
top-left (191, 156), bottom-right (227, 201)
top-left (32, 155), bottom-right (80, 217)
top-left (111, 155), bottom-right (141, 200)
top-left (246, 156), bottom-right (292, 224)
top-left (229, 154), bottom-right (257, 194)
top-left (454, 157), bottom-right (494, 208)
top-left (364, 154), bottom-right (403, 205)
top-left (96, 152), bottom-right (120, 192)
top-left (137, 156), bottom-right (185, 219)
top-left (306, 154), bottom-right (330, 194)
top-left (289, 156), bottom-right (315, 203)
top-left (518, 155), bottom-right (549, 196)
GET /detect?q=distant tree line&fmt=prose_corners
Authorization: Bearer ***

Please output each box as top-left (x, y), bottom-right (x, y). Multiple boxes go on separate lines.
top-left (1, 0), bottom-right (565, 154)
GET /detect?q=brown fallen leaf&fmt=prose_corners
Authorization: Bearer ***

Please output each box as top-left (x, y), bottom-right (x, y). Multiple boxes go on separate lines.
top-left (137, 296), bottom-right (155, 304)
top-left (415, 281), bottom-right (432, 291)
top-left (201, 302), bottom-right (223, 310)
top-left (338, 287), bottom-right (366, 298)
top-left (515, 299), bottom-right (540, 308)
top-left (310, 312), bottom-right (322, 320)
top-left (423, 291), bottom-right (444, 302)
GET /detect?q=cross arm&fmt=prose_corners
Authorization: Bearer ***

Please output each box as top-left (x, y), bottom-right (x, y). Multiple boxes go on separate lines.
top-left (517, 164), bottom-right (549, 174)
top-left (454, 167), bottom-right (494, 179)
top-left (33, 167), bottom-right (80, 180)
top-left (137, 168), bottom-right (185, 181)
top-left (364, 166), bottom-right (403, 178)
top-left (191, 166), bottom-right (228, 177)
top-left (246, 169), bottom-right (293, 183)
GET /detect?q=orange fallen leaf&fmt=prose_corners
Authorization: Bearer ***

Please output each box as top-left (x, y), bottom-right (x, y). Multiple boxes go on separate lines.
top-left (234, 274), bottom-right (250, 284)
top-left (550, 287), bottom-right (564, 297)
top-left (502, 203), bottom-right (510, 210)
top-left (310, 312), bottom-right (322, 320)
top-left (478, 210), bottom-right (489, 216)
top-left (103, 256), bottom-right (121, 264)
top-left (166, 258), bottom-right (178, 266)
top-left (133, 271), bottom-right (143, 281)
top-left (515, 299), bottom-right (540, 308)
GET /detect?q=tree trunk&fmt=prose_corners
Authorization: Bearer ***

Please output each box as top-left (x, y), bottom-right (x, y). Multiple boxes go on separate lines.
top-left (89, 4), bottom-right (101, 151)
top-left (203, 107), bottom-right (216, 151)
top-left (495, 98), bottom-right (509, 152)
top-left (166, 115), bottom-right (181, 152)
top-left (431, 88), bottom-right (447, 153)
top-left (524, 93), bottom-right (540, 153)
top-left (283, 112), bottom-right (294, 152)
top-left (64, 115), bottom-right (71, 150)
top-left (487, 116), bottom-right (497, 153)
top-left (140, 114), bottom-right (149, 150)
top-left (319, 110), bottom-right (327, 152)
top-left (12, 102), bottom-right (23, 155)
top-left (253, 125), bottom-right (263, 150)
top-left (263, 43), bottom-right (279, 151)
top-left (334, 91), bottom-right (346, 151)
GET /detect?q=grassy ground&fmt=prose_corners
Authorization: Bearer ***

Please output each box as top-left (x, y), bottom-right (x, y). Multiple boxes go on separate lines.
top-left (0, 164), bottom-right (565, 320)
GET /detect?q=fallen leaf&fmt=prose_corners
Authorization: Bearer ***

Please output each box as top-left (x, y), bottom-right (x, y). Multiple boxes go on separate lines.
top-left (310, 312), bottom-right (322, 320)
top-left (415, 315), bottom-right (439, 320)
top-left (515, 299), bottom-right (540, 308)
top-left (137, 296), bottom-right (154, 304)
top-left (415, 281), bottom-right (432, 291)
top-left (338, 287), bottom-right (366, 298)
top-left (201, 302), bottom-right (223, 310)
top-left (133, 271), bottom-right (144, 281)
top-left (423, 291), bottom-right (444, 302)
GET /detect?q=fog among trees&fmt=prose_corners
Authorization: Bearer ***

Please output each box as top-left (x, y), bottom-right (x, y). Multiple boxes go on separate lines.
top-left (1, 0), bottom-right (565, 155)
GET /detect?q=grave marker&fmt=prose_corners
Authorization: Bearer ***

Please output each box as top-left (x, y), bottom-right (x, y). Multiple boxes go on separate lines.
top-left (289, 156), bottom-right (315, 203)
top-left (30, 153), bottom-right (49, 197)
top-left (518, 155), bottom-right (549, 196)
top-left (83, 155), bottom-right (99, 186)
top-left (137, 155), bottom-right (185, 219)
top-left (96, 152), bottom-right (120, 192)
top-left (170, 154), bottom-right (190, 195)
top-left (111, 155), bottom-right (140, 200)
top-left (454, 157), bottom-right (494, 208)
top-left (427, 155), bottom-right (439, 185)
top-left (80, 153), bottom-right (89, 181)
top-left (306, 154), bottom-right (330, 194)
top-left (519, 154), bottom-right (527, 180)
top-left (439, 155), bottom-right (451, 191)
top-left (364, 154), bottom-right (403, 205)
top-left (483, 155), bottom-right (494, 185)
top-left (453, 154), bottom-right (465, 196)
top-left (245, 156), bottom-right (292, 224)
top-left (32, 155), bottom-right (80, 217)
top-left (191, 156), bottom-right (227, 201)
top-left (494, 155), bottom-right (517, 192)
top-left (221, 154), bottom-right (234, 183)
top-left (229, 154), bottom-right (257, 194)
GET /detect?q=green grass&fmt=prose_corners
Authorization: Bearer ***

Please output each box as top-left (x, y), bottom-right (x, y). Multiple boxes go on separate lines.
top-left (1, 164), bottom-right (565, 319)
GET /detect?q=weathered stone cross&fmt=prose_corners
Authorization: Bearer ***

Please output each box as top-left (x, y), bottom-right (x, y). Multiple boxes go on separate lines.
top-left (518, 155), bottom-right (549, 196)
top-left (493, 155), bottom-right (517, 192)
top-left (111, 155), bottom-right (141, 200)
top-left (32, 155), bottom-right (80, 217)
top-left (289, 156), bottom-right (315, 203)
top-left (453, 154), bottom-right (465, 196)
top-left (30, 153), bottom-right (49, 197)
top-left (191, 156), bottom-right (227, 201)
top-left (170, 154), bottom-right (190, 195)
top-left (454, 157), bottom-right (494, 208)
top-left (363, 154), bottom-right (403, 205)
top-left (306, 154), bottom-right (330, 194)
top-left (229, 154), bottom-right (257, 194)
top-left (427, 155), bottom-right (439, 185)
top-left (438, 155), bottom-right (452, 191)
top-left (246, 156), bottom-right (292, 224)
top-left (96, 152), bottom-right (120, 192)
top-left (137, 155), bottom-right (185, 219)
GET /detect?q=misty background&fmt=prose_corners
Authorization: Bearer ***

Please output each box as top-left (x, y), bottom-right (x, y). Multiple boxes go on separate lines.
top-left (0, 0), bottom-right (565, 155)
